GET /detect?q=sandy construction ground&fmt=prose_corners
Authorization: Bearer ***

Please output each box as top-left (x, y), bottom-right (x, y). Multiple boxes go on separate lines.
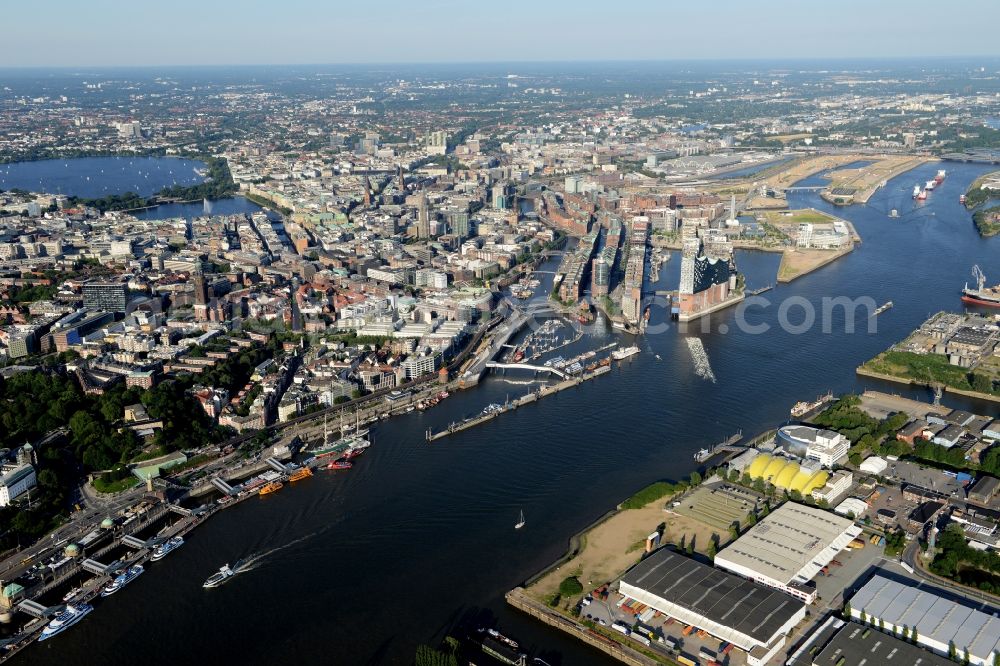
top-left (527, 494), bottom-right (729, 603)
top-left (777, 247), bottom-right (852, 282)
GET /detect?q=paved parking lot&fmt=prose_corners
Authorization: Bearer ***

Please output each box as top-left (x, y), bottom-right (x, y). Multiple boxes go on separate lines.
top-left (865, 485), bottom-right (917, 531)
top-left (888, 460), bottom-right (964, 498)
top-left (813, 538), bottom-right (886, 610)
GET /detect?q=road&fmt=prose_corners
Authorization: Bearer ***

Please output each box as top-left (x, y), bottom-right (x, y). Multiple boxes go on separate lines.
top-left (901, 540), bottom-right (1000, 607)
top-left (0, 304), bottom-right (525, 583)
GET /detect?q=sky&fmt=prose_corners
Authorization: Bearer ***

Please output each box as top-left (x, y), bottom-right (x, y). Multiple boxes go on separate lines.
top-left (5, 0), bottom-right (1000, 68)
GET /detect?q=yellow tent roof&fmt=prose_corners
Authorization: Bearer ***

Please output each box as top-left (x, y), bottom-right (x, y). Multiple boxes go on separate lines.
top-left (789, 468), bottom-right (817, 493)
top-left (773, 461), bottom-right (801, 490)
top-left (762, 457), bottom-right (788, 482)
top-left (746, 454), bottom-right (772, 479)
top-left (802, 470), bottom-right (829, 495)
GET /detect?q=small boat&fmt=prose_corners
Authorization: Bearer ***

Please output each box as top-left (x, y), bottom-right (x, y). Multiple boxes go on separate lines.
top-left (288, 467), bottom-right (313, 482)
top-left (258, 481), bottom-right (283, 495)
top-left (326, 460), bottom-right (352, 470)
top-left (150, 536), bottom-right (184, 561)
top-left (515, 510), bottom-right (526, 530)
top-left (203, 564), bottom-right (235, 588)
top-left (101, 564), bottom-right (144, 597)
top-left (38, 604), bottom-right (94, 642)
top-left (341, 447), bottom-right (365, 460)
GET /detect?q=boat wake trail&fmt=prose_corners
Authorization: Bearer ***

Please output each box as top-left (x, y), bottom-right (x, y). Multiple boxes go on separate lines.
top-left (685, 337), bottom-right (717, 383)
top-left (237, 529), bottom-right (325, 572)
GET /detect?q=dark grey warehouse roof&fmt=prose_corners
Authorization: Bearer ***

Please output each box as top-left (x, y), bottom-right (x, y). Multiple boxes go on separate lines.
top-left (619, 548), bottom-right (804, 645)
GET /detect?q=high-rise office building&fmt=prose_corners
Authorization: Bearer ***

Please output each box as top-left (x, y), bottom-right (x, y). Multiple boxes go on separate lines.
top-left (416, 195), bottom-right (431, 238)
top-left (82, 281), bottom-right (128, 312)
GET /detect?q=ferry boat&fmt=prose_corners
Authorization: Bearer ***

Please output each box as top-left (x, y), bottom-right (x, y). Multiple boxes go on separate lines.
top-left (326, 460), bottom-right (352, 470)
top-left (203, 564), bottom-right (235, 588)
top-left (258, 481), bottom-right (283, 495)
top-left (101, 564), bottom-right (144, 597)
top-left (37, 604), bottom-right (94, 642)
top-left (611, 345), bottom-right (640, 361)
top-left (150, 536), bottom-right (184, 562)
top-left (962, 265), bottom-right (1000, 307)
top-left (288, 467), bottom-right (313, 482)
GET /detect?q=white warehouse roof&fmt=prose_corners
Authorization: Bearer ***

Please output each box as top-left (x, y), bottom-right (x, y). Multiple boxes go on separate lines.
top-left (715, 502), bottom-right (862, 587)
top-left (850, 574), bottom-right (1000, 666)
top-left (859, 456), bottom-right (888, 474)
top-left (834, 497), bottom-right (869, 518)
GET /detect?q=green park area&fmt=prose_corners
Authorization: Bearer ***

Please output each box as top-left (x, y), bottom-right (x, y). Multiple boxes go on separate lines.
top-left (861, 350), bottom-right (1000, 398)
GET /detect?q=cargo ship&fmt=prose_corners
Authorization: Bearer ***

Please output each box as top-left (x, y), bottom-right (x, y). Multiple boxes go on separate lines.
top-left (37, 604), bottom-right (94, 642)
top-left (151, 536), bottom-right (184, 561)
top-left (288, 467), bottom-right (313, 482)
top-left (871, 301), bottom-right (893, 317)
top-left (101, 564), bottom-right (144, 597)
top-left (258, 481), bottom-right (283, 495)
top-left (962, 265), bottom-right (1000, 307)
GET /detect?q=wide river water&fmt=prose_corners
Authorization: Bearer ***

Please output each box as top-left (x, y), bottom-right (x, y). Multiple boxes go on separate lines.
top-left (24, 160), bottom-right (1000, 665)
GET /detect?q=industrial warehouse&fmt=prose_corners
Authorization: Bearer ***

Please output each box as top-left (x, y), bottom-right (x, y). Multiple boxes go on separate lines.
top-left (713, 502), bottom-right (863, 603)
top-left (847, 574), bottom-right (1000, 666)
top-left (618, 548), bottom-right (806, 665)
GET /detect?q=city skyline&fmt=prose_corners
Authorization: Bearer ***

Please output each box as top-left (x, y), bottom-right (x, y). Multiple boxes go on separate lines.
top-left (4, 0), bottom-right (1000, 68)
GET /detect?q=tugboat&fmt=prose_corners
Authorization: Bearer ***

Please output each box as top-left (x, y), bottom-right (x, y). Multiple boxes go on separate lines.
top-left (150, 536), bottom-right (184, 562)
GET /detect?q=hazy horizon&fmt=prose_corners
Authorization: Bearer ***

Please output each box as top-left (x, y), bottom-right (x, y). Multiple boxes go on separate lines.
top-left (6, 0), bottom-right (1000, 68)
